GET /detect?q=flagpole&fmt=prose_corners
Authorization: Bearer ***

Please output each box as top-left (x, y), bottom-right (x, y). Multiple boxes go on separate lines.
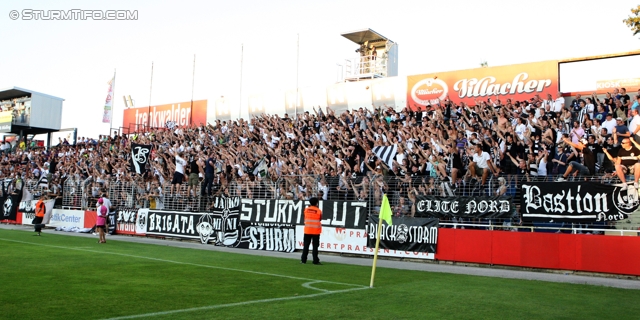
top-left (369, 206), bottom-right (385, 288)
top-left (190, 54), bottom-right (196, 127)
top-left (110, 68), bottom-right (116, 134)
top-left (148, 61), bottom-right (154, 132)
top-left (239, 44), bottom-right (244, 119)
top-left (296, 33), bottom-right (299, 116)
top-left (370, 193), bottom-right (392, 288)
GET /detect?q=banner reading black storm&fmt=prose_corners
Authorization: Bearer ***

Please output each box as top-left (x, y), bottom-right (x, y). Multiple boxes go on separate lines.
top-left (415, 195), bottom-right (514, 219)
top-left (521, 182), bottom-right (640, 223)
top-left (367, 216), bottom-right (439, 253)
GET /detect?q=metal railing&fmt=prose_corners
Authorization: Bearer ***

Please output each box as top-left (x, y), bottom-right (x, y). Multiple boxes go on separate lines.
top-left (14, 172), bottom-right (640, 234)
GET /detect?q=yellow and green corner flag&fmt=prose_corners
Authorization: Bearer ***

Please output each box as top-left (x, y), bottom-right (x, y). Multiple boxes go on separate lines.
top-left (379, 194), bottom-right (393, 225)
top-left (370, 194), bottom-right (393, 287)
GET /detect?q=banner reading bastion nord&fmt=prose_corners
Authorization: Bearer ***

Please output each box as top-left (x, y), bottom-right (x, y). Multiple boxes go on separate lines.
top-left (407, 60), bottom-right (559, 108)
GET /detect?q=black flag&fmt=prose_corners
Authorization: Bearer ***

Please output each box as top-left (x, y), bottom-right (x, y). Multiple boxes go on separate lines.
top-left (130, 143), bottom-right (151, 174)
top-left (2, 193), bottom-right (21, 221)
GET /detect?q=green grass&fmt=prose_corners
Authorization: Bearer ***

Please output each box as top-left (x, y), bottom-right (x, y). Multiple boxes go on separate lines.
top-left (1, 229), bottom-right (639, 320)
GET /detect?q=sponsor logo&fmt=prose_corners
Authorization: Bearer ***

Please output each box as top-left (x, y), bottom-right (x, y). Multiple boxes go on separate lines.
top-left (453, 72), bottom-right (552, 99)
top-left (411, 78), bottom-right (448, 105)
top-left (596, 78), bottom-right (640, 91)
top-left (51, 213), bottom-right (81, 223)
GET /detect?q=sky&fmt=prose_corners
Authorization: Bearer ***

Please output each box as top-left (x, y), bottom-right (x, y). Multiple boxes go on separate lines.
top-left (0, 0), bottom-right (639, 140)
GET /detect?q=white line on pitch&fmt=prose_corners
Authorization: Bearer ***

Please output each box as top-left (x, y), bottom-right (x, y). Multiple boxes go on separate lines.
top-left (0, 238), bottom-right (368, 289)
top-left (102, 286), bottom-right (368, 320)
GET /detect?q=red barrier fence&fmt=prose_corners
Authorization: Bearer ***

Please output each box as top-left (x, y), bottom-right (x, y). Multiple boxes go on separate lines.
top-left (436, 229), bottom-right (640, 276)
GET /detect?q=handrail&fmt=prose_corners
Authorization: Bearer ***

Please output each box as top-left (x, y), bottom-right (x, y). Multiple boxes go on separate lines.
top-left (439, 222), bottom-right (639, 235)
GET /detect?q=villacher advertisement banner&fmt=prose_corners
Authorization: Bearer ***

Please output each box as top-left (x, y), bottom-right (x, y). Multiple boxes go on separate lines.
top-left (521, 182), bottom-right (639, 223)
top-left (407, 60), bottom-right (558, 108)
top-left (415, 195), bottom-right (514, 219)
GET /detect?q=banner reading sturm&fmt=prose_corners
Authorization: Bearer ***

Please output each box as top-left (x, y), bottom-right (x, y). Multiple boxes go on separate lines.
top-left (367, 216), bottom-right (439, 253)
top-left (240, 199), bottom-right (368, 229)
top-left (415, 195), bottom-right (514, 219)
top-left (115, 207), bottom-right (141, 235)
top-left (521, 182), bottom-right (640, 223)
top-left (144, 196), bottom-right (295, 252)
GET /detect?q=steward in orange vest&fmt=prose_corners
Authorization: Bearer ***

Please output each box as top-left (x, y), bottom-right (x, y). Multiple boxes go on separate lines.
top-left (33, 196), bottom-right (47, 236)
top-left (301, 197), bottom-right (322, 265)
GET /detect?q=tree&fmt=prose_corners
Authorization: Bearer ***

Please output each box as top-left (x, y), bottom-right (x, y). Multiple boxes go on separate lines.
top-left (623, 5), bottom-right (640, 36)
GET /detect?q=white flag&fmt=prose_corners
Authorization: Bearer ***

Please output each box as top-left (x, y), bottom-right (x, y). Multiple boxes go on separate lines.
top-left (103, 76), bottom-right (115, 123)
top-left (372, 145), bottom-right (397, 169)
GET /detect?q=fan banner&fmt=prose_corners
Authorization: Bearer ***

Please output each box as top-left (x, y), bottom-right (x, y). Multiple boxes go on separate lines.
top-left (521, 182), bottom-right (639, 223)
top-left (415, 195), bottom-right (514, 219)
top-left (367, 216), bottom-right (439, 253)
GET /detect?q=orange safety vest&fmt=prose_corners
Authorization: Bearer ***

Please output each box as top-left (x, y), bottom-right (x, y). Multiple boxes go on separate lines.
top-left (303, 206), bottom-right (322, 235)
top-left (35, 200), bottom-right (45, 218)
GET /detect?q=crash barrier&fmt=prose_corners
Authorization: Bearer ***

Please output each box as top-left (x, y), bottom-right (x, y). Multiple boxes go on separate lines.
top-left (5, 195), bottom-right (639, 276)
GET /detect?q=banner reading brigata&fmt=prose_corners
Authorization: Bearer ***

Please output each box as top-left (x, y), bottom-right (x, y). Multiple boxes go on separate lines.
top-left (140, 197), bottom-right (367, 253)
top-left (521, 182), bottom-right (640, 223)
top-left (407, 60), bottom-right (559, 108)
top-left (415, 195), bottom-right (514, 219)
top-left (122, 100), bottom-right (207, 130)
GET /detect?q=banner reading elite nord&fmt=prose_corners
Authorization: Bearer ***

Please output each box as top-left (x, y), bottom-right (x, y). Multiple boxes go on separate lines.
top-left (407, 60), bottom-right (559, 108)
top-left (367, 216), bottom-right (439, 253)
top-left (415, 195), bottom-right (515, 219)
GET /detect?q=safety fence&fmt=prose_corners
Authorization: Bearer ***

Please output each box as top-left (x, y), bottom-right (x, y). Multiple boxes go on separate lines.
top-left (11, 172), bottom-right (639, 233)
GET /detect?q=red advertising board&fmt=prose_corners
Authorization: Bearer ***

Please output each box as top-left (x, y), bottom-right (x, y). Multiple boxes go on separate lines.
top-left (122, 100), bottom-right (208, 130)
top-left (407, 61), bottom-right (559, 109)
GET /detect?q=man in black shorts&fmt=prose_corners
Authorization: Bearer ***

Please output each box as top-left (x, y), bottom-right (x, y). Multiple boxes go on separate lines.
top-left (170, 151), bottom-right (187, 196)
top-left (556, 137), bottom-right (595, 181)
top-left (604, 138), bottom-right (640, 190)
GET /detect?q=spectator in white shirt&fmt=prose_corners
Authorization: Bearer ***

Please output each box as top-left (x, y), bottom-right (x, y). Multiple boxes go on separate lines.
top-left (468, 143), bottom-right (498, 188)
top-left (628, 108), bottom-right (640, 144)
top-left (602, 114), bottom-right (617, 137)
top-left (553, 92), bottom-right (565, 113)
top-left (170, 151), bottom-right (187, 196)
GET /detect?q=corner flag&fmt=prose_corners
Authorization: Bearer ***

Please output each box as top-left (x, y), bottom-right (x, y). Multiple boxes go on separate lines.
top-left (370, 193), bottom-right (393, 288)
top-left (379, 194), bottom-right (393, 226)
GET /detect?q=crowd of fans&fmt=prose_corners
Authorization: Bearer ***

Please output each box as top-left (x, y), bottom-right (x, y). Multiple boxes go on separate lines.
top-left (0, 96), bottom-right (31, 124)
top-left (2, 88), bottom-right (640, 231)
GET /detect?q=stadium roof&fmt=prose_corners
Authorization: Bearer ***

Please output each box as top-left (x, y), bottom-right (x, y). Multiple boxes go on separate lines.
top-left (341, 28), bottom-right (394, 45)
top-left (0, 87), bottom-right (65, 101)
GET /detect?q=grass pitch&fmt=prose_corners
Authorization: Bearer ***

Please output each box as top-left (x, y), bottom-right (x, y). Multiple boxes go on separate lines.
top-left (1, 228), bottom-right (639, 320)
